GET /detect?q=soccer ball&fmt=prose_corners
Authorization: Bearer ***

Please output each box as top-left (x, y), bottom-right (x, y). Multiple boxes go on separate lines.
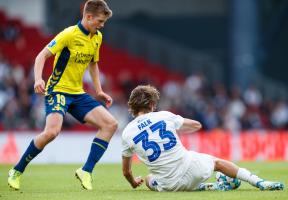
top-left (216, 172), bottom-right (241, 189)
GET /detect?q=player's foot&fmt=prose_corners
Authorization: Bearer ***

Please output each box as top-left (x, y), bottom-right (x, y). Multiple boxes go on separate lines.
top-left (256, 180), bottom-right (284, 191)
top-left (198, 182), bottom-right (233, 191)
top-left (75, 168), bottom-right (93, 190)
top-left (198, 182), bottom-right (218, 191)
top-left (8, 168), bottom-right (22, 190)
top-left (216, 172), bottom-right (241, 189)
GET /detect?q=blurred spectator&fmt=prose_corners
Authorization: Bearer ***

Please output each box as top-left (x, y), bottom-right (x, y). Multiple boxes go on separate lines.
top-left (224, 87), bottom-right (246, 131)
top-left (203, 105), bottom-right (221, 130)
top-left (161, 80), bottom-right (182, 111)
top-left (241, 109), bottom-right (263, 130)
top-left (184, 72), bottom-right (205, 93)
top-left (0, 21), bottom-right (20, 42)
top-left (243, 85), bottom-right (263, 108)
top-left (1, 49), bottom-right (288, 132)
top-left (271, 101), bottom-right (288, 129)
top-left (2, 97), bottom-right (20, 129)
top-left (0, 20), bottom-right (287, 132)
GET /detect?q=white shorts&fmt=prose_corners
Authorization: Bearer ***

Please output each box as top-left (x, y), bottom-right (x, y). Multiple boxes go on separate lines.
top-left (148, 151), bottom-right (215, 191)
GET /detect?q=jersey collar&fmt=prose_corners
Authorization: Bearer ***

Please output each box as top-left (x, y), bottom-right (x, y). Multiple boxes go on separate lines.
top-left (77, 21), bottom-right (90, 36)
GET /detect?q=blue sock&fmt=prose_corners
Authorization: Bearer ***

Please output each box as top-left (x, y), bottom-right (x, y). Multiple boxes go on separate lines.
top-left (82, 138), bottom-right (109, 173)
top-left (14, 140), bottom-right (42, 173)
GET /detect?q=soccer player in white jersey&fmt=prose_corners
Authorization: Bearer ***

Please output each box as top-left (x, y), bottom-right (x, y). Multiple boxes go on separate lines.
top-left (121, 85), bottom-right (284, 192)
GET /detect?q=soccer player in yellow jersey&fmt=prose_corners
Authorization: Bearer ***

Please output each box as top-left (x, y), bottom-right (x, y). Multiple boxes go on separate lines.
top-left (8, 0), bottom-right (117, 191)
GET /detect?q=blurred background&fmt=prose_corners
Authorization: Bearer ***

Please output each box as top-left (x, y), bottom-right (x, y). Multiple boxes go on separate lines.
top-left (0, 0), bottom-right (287, 163)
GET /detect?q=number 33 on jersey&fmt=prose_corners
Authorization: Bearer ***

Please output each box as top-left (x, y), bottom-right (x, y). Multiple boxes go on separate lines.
top-left (133, 120), bottom-right (177, 162)
top-left (122, 111), bottom-right (185, 164)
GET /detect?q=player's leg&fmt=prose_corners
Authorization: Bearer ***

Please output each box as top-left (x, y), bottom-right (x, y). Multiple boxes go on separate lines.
top-left (8, 113), bottom-right (63, 190)
top-left (70, 94), bottom-right (118, 190)
top-left (214, 158), bottom-right (284, 190)
top-left (189, 151), bottom-right (231, 191)
top-left (214, 158), bottom-right (238, 178)
top-left (34, 113), bottom-right (64, 148)
top-left (75, 106), bottom-right (117, 190)
top-left (84, 105), bottom-right (118, 140)
top-left (81, 106), bottom-right (117, 171)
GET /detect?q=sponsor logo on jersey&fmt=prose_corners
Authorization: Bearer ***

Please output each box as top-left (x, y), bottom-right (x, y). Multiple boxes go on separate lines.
top-left (74, 40), bottom-right (84, 46)
top-left (74, 52), bottom-right (93, 64)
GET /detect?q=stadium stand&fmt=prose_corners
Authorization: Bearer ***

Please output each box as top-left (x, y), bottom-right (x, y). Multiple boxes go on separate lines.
top-left (0, 10), bottom-right (183, 131)
top-left (0, 10), bottom-right (287, 132)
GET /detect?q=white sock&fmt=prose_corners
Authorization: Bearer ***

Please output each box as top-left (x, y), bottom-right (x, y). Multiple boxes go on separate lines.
top-left (236, 168), bottom-right (262, 187)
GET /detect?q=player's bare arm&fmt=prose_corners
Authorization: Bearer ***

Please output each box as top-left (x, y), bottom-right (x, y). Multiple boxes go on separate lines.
top-left (34, 47), bottom-right (53, 95)
top-left (122, 156), bottom-right (144, 188)
top-left (88, 62), bottom-right (113, 107)
top-left (178, 118), bottom-right (202, 133)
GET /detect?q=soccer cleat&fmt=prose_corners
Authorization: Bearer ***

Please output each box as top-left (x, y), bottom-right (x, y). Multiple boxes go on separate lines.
top-left (198, 182), bottom-right (219, 191)
top-left (8, 168), bottom-right (22, 190)
top-left (256, 180), bottom-right (284, 191)
top-left (198, 182), bottom-right (233, 191)
top-left (75, 168), bottom-right (93, 190)
top-left (215, 172), bottom-right (241, 190)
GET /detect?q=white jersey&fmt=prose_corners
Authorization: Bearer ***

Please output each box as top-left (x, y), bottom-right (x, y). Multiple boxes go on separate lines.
top-left (122, 111), bottom-right (191, 189)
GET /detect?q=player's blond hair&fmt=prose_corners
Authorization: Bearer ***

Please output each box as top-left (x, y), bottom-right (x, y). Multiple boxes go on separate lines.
top-left (128, 85), bottom-right (160, 117)
top-left (84, 0), bottom-right (112, 17)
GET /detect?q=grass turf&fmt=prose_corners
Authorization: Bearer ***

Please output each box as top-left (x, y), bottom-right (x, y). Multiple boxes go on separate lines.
top-left (0, 162), bottom-right (287, 200)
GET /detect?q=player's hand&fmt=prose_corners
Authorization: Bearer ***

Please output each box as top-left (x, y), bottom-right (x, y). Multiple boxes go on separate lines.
top-left (131, 176), bottom-right (144, 188)
top-left (34, 79), bottom-right (46, 95)
top-left (96, 91), bottom-right (113, 108)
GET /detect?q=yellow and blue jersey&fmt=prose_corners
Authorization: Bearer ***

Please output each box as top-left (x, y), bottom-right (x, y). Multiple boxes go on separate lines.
top-left (46, 22), bottom-right (102, 94)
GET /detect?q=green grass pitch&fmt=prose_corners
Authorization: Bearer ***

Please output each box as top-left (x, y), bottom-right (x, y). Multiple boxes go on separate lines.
top-left (0, 162), bottom-right (287, 200)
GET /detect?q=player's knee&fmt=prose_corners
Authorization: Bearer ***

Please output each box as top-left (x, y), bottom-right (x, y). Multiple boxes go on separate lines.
top-left (106, 118), bottom-right (118, 133)
top-left (43, 127), bottom-right (60, 141)
top-left (111, 119), bottom-right (118, 132)
top-left (214, 158), bottom-right (223, 171)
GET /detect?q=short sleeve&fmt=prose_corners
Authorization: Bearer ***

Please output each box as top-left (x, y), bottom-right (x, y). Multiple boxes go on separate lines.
top-left (162, 111), bottom-right (184, 130)
top-left (47, 28), bottom-right (71, 55)
top-left (93, 31), bottom-right (102, 62)
top-left (122, 134), bottom-right (133, 157)
top-left (173, 114), bottom-right (184, 130)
